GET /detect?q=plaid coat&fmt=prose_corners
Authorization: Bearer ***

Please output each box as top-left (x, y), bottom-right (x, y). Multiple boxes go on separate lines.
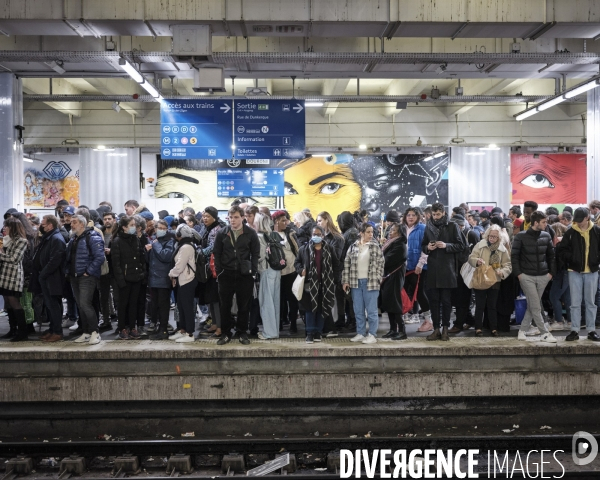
top-left (342, 239), bottom-right (385, 291)
top-left (0, 237), bottom-right (28, 292)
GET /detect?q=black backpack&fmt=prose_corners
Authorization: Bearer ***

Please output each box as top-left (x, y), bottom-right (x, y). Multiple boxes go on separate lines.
top-left (263, 232), bottom-right (287, 271)
top-left (194, 246), bottom-right (210, 283)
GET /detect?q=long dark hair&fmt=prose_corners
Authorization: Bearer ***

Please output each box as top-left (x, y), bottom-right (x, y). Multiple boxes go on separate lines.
top-left (12, 212), bottom-right (35, 239)
top-left (3, 217), bottom-right (26, 240)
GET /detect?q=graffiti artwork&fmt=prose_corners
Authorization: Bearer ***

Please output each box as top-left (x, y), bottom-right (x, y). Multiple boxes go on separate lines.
top-left (155, 153), bottom-right (449, 221)
top-left (24, 161), bottom-right (80, 208)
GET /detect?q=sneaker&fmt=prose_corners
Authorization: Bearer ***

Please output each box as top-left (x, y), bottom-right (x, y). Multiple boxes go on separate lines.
top-left (408, 314), bottom-right (421, 324)
top-left (69, 323), bottom-right (80, 331)
top-left (217, 335), bottom-right (231, 345)
top-left (150, 332), bottom-right (169, 340)
top-left (540, 332), bottom-right (557, 344)
top-left (61, 319), bottom-right (70, 328)
top-left (313, 332), bottom-right (322, 342)
top-left (325, 331), bottom-right (338, 338)
top-left (257, 332), bottom-right (269, 340)
top-left (526, 327), bottom-right (540, 336)
top-left (0, 309), bottom-right (7, 317)
top-left (239, 333), bottom-right (250, 345)
top-left (169, 330), bottom-right (185, 341)
top-left (517, 330), bottom-right (527, 341)
top-left (382, 330), bottom-right (396, 339)
top-left (361, 334), bottom-right (377, 344)
top-left (146, 323), bottom-right (157, 333)
top-left (565, 331), bottom-right (579, 342)
top-left (350, 334), bottom-right (366, 342)
top-left (176, 334), bottom-right (195, 343)
top-left (74, 333), bottom-right (91, 343)
top-left (588, 331), bottom-right (600, 342)
top-left (118, 329), bottom-right (131, 340)
top-left (167, 324), bottom-right (175, 333)
top-left (138, 327), bottom-right (149, 337)
top-left (417, 320), bottom-right (434, 332)
top-left (129, 329), bottom-right (141, 339)
top-left (98, 322), bottom-right (112, 332)
top-left (549, 322), bottom-right (564, 332)
top-left (170, 303), bottom-right (176, 310)
top-left (306, 333), bottom-right (314, 344)
top-left (88, 332), bottom-right (101, 345)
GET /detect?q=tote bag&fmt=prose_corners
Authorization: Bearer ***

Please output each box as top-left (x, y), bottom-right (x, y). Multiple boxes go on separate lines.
top-left (472, 264), bottom-right (497, 290)
top-left (460, 262), bottom-right (476, 288)
top-left (291, 274), bottom-right (305, 301)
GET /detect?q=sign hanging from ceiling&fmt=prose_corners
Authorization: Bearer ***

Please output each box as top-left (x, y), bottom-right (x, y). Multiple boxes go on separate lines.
top-left (234, 99), bottom-right (305, 159)
top-left (216, 168), bottom-right (284, 197)
top-left (160, 100), bottom-right (232, 159)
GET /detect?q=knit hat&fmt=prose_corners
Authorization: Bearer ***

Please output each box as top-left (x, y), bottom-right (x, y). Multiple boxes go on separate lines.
top-left (204, 206), bottom-right (219, 221)
top-left (272, 210), bottom-right (287, 220)
top-left (385, 210), bottom-right (400, 223)
top-left (164, 215), bottom-right (175, 227)
top-left (3, 208), bottom-right (18, 220)
top-left (176, 224), bottom-right (194, 238)
top-left (158, 210), bottom-right (169, 220)
top-left (452, 214), bottom-right (466, 226)
top-left (139, 210), bottom-right (154, 221)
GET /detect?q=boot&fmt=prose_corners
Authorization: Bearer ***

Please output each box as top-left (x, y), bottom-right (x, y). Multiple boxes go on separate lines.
top-left (10, 310), bottom-right (28, 342)
top-left (426, 328), bottom-right (441, 341)
top-left (394, 322), bottom-right (408, 341)
top-left (1, 309), bottom-right (16, 339)
top-left (441, 326), bottom-right (450, 341)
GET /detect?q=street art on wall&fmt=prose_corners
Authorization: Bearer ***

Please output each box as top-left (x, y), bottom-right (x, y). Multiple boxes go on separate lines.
top-left (24, 161), bottom-right (80, 208)
top-left (155, 153), bottom-right (449, 221)
top-left (511, 153), bottom-right (586, 205)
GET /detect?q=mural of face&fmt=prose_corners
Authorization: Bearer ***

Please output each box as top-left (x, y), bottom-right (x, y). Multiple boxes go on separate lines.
top-left (283, 156), bottom-right (361, 223)
top-left (511, 154), bottom-right (586, 204)
top-left (349, 154), bottom-right (449, 221)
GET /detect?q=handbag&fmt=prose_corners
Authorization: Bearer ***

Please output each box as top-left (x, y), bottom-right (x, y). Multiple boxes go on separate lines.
top-left (292, 274), bottom-right (305, 301)
top-left (472, 264), bottom-right (497, 290)
top-left (401, 271), bottom-right (419, 315)
top-left (460, 262), bottom-right (476, 288)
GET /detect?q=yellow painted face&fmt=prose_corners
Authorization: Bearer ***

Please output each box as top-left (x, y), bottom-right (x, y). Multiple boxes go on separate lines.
top-left (284, 157), bottom-right (361, 222)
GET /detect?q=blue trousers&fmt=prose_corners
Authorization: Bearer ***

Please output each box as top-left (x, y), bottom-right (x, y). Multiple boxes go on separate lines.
top-left (568, 271), bottom-right (599, 333)
top-left (351, 278), bottom-right (380, 337)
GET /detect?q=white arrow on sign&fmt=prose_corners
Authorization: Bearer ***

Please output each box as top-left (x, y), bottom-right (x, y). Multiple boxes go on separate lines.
top-left (293, 103), bottom-right (303, 113)
top-left (220, 104), bottom-right (231, 113)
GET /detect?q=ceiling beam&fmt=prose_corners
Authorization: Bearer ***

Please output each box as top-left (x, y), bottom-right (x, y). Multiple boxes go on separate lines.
top-left (23, 78), bottom-right (83, 117)
top-left (77, 78), bottom-right (151, 118)
top-left (382, 79), bottom-right (430, 116)
top-left (319, 79), bottom-right (351, 117)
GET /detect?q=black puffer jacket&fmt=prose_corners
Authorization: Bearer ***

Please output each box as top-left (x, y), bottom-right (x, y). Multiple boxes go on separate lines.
top-left (556, 224), bottom-right (600, 273)
top-left (213, 224), bottom-right (260, 276)
top-left (297, 219), bottom-right (315, 247)
top-left (110, 231), bottom-right (145, 287)
top-left (511, 228), bottom-right (555, 277)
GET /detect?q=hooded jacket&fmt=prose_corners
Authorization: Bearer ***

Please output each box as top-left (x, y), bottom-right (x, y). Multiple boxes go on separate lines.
top-left (213, 223), bottom-right (260, 276)
top-left (110, 230), bottom-right (145, 287)
top-left (147, 232), bottom-right (176, 289)
top-left (64, 227), bottom-right (105, 278)
top-left (511, 228), bottom-right (555, 277)
top-left (556, 222), bottom-right (600, 273)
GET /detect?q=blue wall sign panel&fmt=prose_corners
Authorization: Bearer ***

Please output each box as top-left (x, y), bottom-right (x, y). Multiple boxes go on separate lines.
top-left (160, 100), bottom-right (232, 159)
top-left (217, 168), bottom-right (284, 197)
top-left (234, 100), bottom-right (305, 159)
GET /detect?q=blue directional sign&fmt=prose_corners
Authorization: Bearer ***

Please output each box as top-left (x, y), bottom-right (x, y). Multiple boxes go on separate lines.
top-left (234, 100), bottom-right (305, 159)
top-left (160, 100), bottom-right (233, 159)
top-left (217, 168), bottom-right (285, 197)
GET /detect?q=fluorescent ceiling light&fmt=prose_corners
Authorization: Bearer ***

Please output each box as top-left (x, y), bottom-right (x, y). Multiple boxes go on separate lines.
top-left (305, 101), bottom-right (324, 107)
top-left (480, 144), bottom-right (500, 151)
top-left (358, 144), bottom-right (367, 150)
top-left (564, 79), bottom-right (600, 99)
top-left (140, 80), bottom-right (162, 99)
top-left (231, 144), bottom-right (236, 149)
top-left (515, 108), bottom-right (539, 121)
top-left (422, 155), bottom-right (434, 161)
top-left (433, 151), bottom-right (446, 158)
top-left (119, 59), bottom-right (144, 83)
top-left (465, 152), bottom-right (485, 156)
top-left (93, 146), bottom-right (115, 152)
top-left (537, 95), bottom-right (565, 111)
top-left (23, 157), bottom-right (33, 163)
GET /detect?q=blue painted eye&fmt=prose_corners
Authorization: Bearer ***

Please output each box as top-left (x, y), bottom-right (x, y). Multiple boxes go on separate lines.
top-left (520, 174), bottom-right (554, 189)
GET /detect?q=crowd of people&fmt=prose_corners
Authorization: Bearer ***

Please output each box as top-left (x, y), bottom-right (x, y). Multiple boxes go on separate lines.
top-left (1, 196), bottom-right (600, 346)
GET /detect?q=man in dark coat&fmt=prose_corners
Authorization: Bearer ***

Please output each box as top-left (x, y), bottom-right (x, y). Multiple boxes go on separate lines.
top-left (30, 215), bottom-right (66, 342)
top-left (421, 203), bottom-right (468, 341)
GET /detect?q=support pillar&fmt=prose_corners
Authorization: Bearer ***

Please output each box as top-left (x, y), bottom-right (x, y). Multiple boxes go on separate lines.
top-left (79, 148), bottom-right (140, 212)
top-left (587, 89), bottom-right (600, 202)
top-left (0, 73), bottom-right (24, 215)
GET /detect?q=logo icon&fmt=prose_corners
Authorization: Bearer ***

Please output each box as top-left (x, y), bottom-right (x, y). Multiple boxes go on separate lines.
top-left (227, 159), bottom-right (241, 168)
top-left (43, 161), bottom-right (72, 180)
top-left (172, 137), bottom-right (179, 144)
top-left (162, 148), bottom-right (171, 156)
top-left (162, 125), bottom-right (171, 133)
top-left (163, 137), bottom-right (171, 145)
top-left (273, 149), bottom-right (281, 156)
top-left (573, 431), bottom-right (598, 466)
top-left (190, 126), bottom-right (197, 133)
top-left (172, 126), bottom-right (180, 133)
top-left (283, 137), bottom-right (290, 145)
top-left (258, 104), bottom-right (269, 110)
top-left (261, 126), bottom-right (269, 133)
top-left (282, 104), bottom-right (290, 112)
top-left (208, 148), bottom-right (216, 156)
top-left (237, 126), bottom-right (245, 133)
top-left (190, 137), bottom-right (197, 145)
top-left (181, 137), bottom-right (188, 145)
top-left (181, 126), bottom-right (188, 133)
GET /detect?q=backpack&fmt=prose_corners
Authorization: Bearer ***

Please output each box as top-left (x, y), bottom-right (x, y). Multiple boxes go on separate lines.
top-left (263, 232), bottom-right (287, 271)
top-left (194, 247), bottom-right (210, 283)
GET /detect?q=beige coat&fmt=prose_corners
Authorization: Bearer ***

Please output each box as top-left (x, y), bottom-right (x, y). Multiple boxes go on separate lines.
top-left (468, 240), bottom-right (512, 282)
top-left (168, 243), bottom-right (196, 286)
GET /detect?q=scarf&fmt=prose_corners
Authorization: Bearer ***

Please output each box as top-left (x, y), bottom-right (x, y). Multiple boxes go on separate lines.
top-left (488, 241), bottom-right (501, 269)
top-left (307, 243), bottom-right (336, 314)
top-left (427, 215), bottom-right (447, 240)
top-left (382, 235), bottom-right (400, 252)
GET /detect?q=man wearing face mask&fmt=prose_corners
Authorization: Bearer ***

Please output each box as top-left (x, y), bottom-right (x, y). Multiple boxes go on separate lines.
top-left (29, 215), bottom-right (66, 342)
top-left (64, 215), bottom-right (105, 345)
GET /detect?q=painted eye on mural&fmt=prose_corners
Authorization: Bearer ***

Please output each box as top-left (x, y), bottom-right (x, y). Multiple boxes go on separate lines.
top-left (520, 174), bottom-right (555, 189)
top-left (167, 192), bottom-right (192, 203)
top-left (284, 182), bottom-right (298, 195)
top-left (319, 183), bottom-right (342, 195)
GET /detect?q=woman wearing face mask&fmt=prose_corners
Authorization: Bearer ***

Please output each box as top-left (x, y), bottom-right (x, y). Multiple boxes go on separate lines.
top-left (145, 219), bottom-right (176, 339)
top-left (342, 223), bottom-right (385, 344)
top-left (111, 215), bottom-right (145, 340)
top-left (294, 225), bottom-right (342, 344)
top-left (168, 224), bottom-right (201, 343)
top-left (468, 224), bottom-right (512, 336)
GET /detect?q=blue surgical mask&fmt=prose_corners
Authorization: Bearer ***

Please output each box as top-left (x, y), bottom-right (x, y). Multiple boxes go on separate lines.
top-left (156, 229), bottom-right (167, 238)
top-left (128, 226), bottom-right (137, 235)
top-left (311, 236), bottom-right (322, 244)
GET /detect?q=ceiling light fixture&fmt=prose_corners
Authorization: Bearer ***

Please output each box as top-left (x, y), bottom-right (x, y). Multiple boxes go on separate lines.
top-left (23, 157), bottom-right (33, 163)
top-left (480, 144), bottom-right (501, 151)
top-left (119, 58), bottom-right (164, 101)
top-left (358, 144), bottom-right (367, 150)
top-left (305, 101), bottom-right (324, 107)
top-left (465, 151), bottom-right (485, 156)
top-left (112, 101), bottom-right (121, 113)
top-left (564, 79), bottom-right (600, 98)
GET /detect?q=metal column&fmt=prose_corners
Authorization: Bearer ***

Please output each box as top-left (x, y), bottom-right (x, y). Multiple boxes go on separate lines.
top-left (0, 73), bottom-right (23, 215)
top-left (587, 89), bottom-right (600, 202)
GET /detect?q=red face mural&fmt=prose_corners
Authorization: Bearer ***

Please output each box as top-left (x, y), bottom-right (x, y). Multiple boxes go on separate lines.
top-left (511, 153), bottom-right (587, 204)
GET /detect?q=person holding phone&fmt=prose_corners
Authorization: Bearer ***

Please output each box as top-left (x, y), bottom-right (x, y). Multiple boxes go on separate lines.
top-left (342, 223), bottom-right (385, 344)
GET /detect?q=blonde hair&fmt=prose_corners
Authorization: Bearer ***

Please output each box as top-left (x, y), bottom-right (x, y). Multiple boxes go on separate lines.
top-left (293, 211), bottom-right (310, 226)
top-left (551, 222), bottom-right (568, 237)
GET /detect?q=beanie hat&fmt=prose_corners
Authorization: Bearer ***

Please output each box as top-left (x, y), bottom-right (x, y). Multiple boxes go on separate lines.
top-left (158, 210), bottom-right (169, 220)
top-left (164, 215), bottom-right (174, 227)
top-left (204, 206), bottom-right (219, 221)
top-left (452, 214), bottom-right (466, 226)
top-left (139, 210), bottom-right (154, 221)
top-left (176, 224), bottom-right (194, 238)
top-left (272, 210), bottom-right (287, 220)
top-left (479, 210), bottom-right (490, 219)
top-left (385, 210), bottom-right (400, 223)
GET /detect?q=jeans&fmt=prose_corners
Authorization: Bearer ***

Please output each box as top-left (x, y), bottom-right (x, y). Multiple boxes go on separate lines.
top-left (568, 270), bottom-right (599, 333)
top-left (70, 275), bottom-right (99, 334)
top-left (117, 281), bottom-right (141, 331)
top-left (452, 273), bottom-right (474, 327)
top-left (177, 279), bottom-right (198, 334)
top-left (305, 310), bottom-right (325, 334)
top-left (41, 281), bottom-right (63, 335)
top-left (351, 278), bottom-right (380, 337)
top-left (218, 270), bottom-right (254, 336)
top-left (426, 287), bottom-right (453, 328)
top-left (474, 288), bottom-right (499, 331)
top-left (98, 274), bottom-right (113, 322)
top-left (549, 271), bottom-right (571, 322)
top-left (259, 268), bottom-right (281, 338)
top-left (150, 287), bottom-right (171, 333)
top-left (280, 273), bottom-right (300, 330)
top-left (518, 273), bottom-right (551, 334)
